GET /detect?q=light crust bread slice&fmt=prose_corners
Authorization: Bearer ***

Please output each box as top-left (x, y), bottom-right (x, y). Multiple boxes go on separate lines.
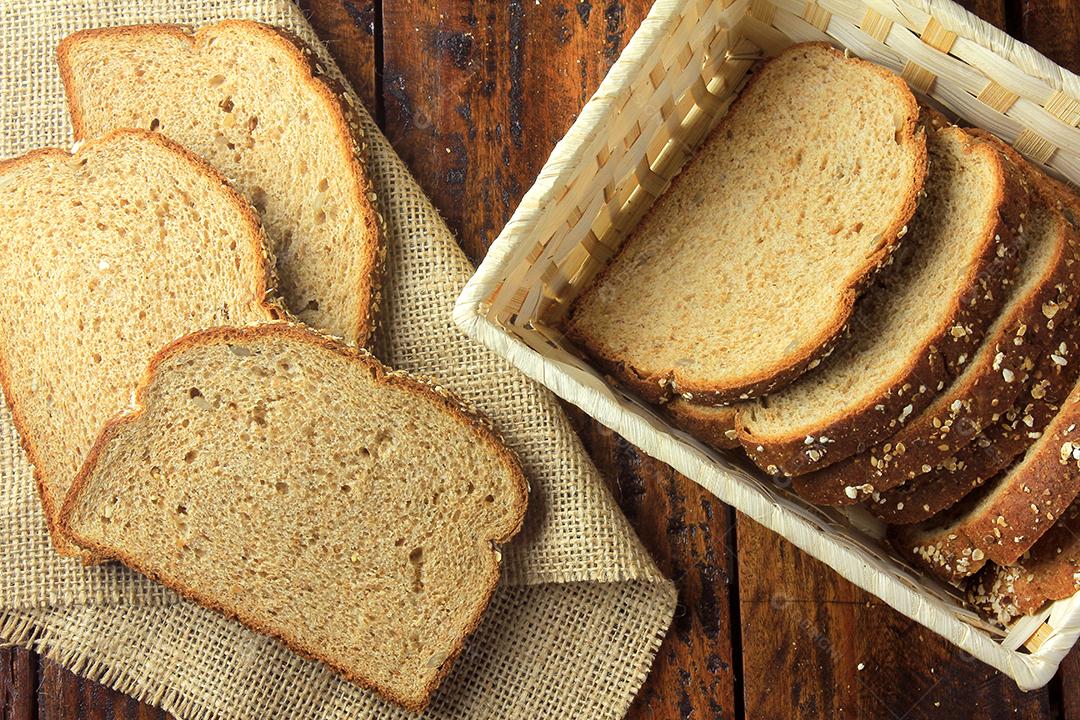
top-left (893, 376), bottom-right (1080, 582)
top-left (60, 323), bottom-right (528, 711)
top-left (664, 400), bottom-right (740, 450)
top-left (565, 43), bottom-right (926, 405)
top-left (794, 166), bottom-right (1079, 504)
top-left (59, 20), bottom-right (383, 344)
top-left (0, 130), bottom-right (280, 557)
top-left (737, 125), bottom-right (1029, 477)
top-left (967, 498), bottom-right (1080, 623)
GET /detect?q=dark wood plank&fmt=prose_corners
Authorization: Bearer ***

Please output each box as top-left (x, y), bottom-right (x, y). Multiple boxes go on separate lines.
top-left (1016, 0), bottom-right (1080, 75)
top-left (1061, 646), bottom-right (1080, 719)
top-left (567, 409), bottom-right (740, 720)
top-left (956, 0), bottom-right (1008, 28)
top-left (298, 0), bottom-right (378, 114)
top-left (738, 515), bottom-right (1051, 719)
top-left (38, 658), bottom-right (170, 720)
top-left (1, 648), bottom-right (34, 719)
top-left (379, 0), bottom-right (653, 263)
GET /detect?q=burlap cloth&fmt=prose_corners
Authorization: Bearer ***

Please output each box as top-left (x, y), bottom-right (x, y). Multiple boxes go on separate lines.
top-left (0, 1), bottom-right (676, 717)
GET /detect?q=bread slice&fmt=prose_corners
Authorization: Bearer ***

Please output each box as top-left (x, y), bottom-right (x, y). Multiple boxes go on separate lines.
top-left (867, 145), bottom-right (1080, 524)
top-left (737, 125), bottom-right (1029, 477)
top-left (878, 329), bottom-right (1080, 526)
top-left (664, 400), bottom-right (740, 450)
top-left (564, 43), bottom-right (926, 405)
top-left (892, 374), bottom-right (1080, 582)
top-left (967, 498), bottom-right (1080, 623)
top-left (794, 165), bottom-right (1079, 505)
top-left (58, 20), bottom-right (383, 344)
top-left (60, 323), bottom-right (528, 711)
top-left (0, 130), bottom-right (279, 557)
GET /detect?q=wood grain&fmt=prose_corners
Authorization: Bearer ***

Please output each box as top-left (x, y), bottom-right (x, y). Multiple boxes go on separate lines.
top-left (0, 647), bottom-right (34, 719)
top-left (567, 409), bottom-right (739, 719)
top-left (738, 515), bottom-right (1051, 718)
top-left (379, 0), bottom-right (652, 263)
top-left (13, 1), bottom-right (1080, 719)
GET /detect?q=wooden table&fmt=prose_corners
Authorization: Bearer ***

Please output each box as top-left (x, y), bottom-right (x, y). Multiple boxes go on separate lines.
top-left (1, 1), bottom-right (1079, 718)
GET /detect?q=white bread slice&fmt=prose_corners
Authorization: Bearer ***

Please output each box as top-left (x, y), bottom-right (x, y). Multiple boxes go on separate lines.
top-left (893, 373), bottom-right (1080, 583)
top-left (60, 323), bottom-right (528, 712)
top-left (565, 43), bottom-right (926, 405)
top-left (794, 171), bottom-right (1079, 504)
top-left (58, 20), bottom-right (383, 344)
top-left (664, 400), bottom-right (740, 450)
top-left (737, 125), bottom-right (1029, 477)
top-left (0, 130), bottom-right (279, 557)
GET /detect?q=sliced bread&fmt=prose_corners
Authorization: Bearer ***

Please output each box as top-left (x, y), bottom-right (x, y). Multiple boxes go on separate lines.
top-left (60, 323), bottom-right (528, 711)
top-left (58, 20), bottom-right (383, 344)
top-left (564, 43), bottom-right (926, 405)
top-left (967, 497), bottom-right (1080, 623)
top-left (892, 375), bottom-right (1080, 582)
top-left (737, 125), bottom-right (1029, 477)
top-left (794, 166), bottom-right (1079, 504)
top-left (0, 130), bottom-right (279, 557)
top-left (664, 400), bottom-right (740, 450)
top-left (876, 331), bottom-right (1080, 526)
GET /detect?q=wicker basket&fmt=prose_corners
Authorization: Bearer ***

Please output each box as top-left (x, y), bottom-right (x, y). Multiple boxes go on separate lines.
top-left (454, 0), bottom-right (1080, 689)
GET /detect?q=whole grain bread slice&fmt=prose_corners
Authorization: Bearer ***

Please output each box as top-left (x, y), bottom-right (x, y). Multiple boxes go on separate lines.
top-left (58, 20), bottom-right (383, 344)
top-left (967, 497), bottom-right (1080, 624)
top-left (737, 125), bottom-right (1029, 477)
top-left (564, 43), bottom-right (926, 405)
top-left (793, 169), bottom-right (1078, 505)
top-left (0, 130), bottom-right (279, 557)
top-left (664, 400), bottom-right (740, 450)
top-left (892, 374), bottom-right (1080, 582)
top-left (60, 323), bottom-right (528, 712)
top-left (867, 143), bottom-right (1080, 524)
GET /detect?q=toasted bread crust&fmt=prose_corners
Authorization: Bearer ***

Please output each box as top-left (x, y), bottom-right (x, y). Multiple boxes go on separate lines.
top-left (59, 322), bottom-right (527, 711)
top-left (893, 374), bottom-right (1080, 583)
top-left (0, 129), bottom-right (282, 561)
top-left (868, 139), bottom-right (1080, 525)
top-left (58, 20), bottom-right (385, 346)
top-left (663, 400), bottom-right (740, 450)
top-left (565, 42), bottom-right (927, 406)
top-left (796, 170), bottom-right (1080, 504)
top-left (738, 131), bottom-right (1030, 477)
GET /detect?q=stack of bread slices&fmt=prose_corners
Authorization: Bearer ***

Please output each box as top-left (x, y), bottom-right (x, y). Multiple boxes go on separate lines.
top-left (566, 42), bottom-right (1080, 624)
top-left (0, 20), bottom-right (527, 711)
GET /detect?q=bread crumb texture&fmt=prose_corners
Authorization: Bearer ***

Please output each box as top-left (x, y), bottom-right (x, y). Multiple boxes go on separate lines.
top-left (566, 43), bottom-right (925, 403)
top-left (0, 130), bottom-right (276, 555)
top-left (63, 324), bottom-right (527, 711)
top-left (60, 20), bottom-right (383, 344)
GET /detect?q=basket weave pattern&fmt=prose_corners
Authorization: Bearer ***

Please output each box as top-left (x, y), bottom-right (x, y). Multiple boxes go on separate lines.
top-left (457, 0), bottom-right (1080, 691)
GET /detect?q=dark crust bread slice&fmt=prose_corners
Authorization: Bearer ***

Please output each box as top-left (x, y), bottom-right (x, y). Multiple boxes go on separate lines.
top-left (877, 335), bottom-right (1080, 526)
top-left (0, 129), bottom-right (282, 561)
top-left (59, 322), bottom-right (528, 712)
top-left (867, 141), bottom-right (1080, 524)
top-left (664, 400), bottom-right (740, 450)
top-left (794, 161), bottom-right (1079, 504)
top-left (736, 129), bottom-right (1030, 477)
top-left (58, 20), bottom-right (385, 346)
top-left (564, 42), bottom-right (927, 406)
top-left (892, 374), bottom-right (1080, 583)
top-left (968, 499), bottom-right (1080, 622)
